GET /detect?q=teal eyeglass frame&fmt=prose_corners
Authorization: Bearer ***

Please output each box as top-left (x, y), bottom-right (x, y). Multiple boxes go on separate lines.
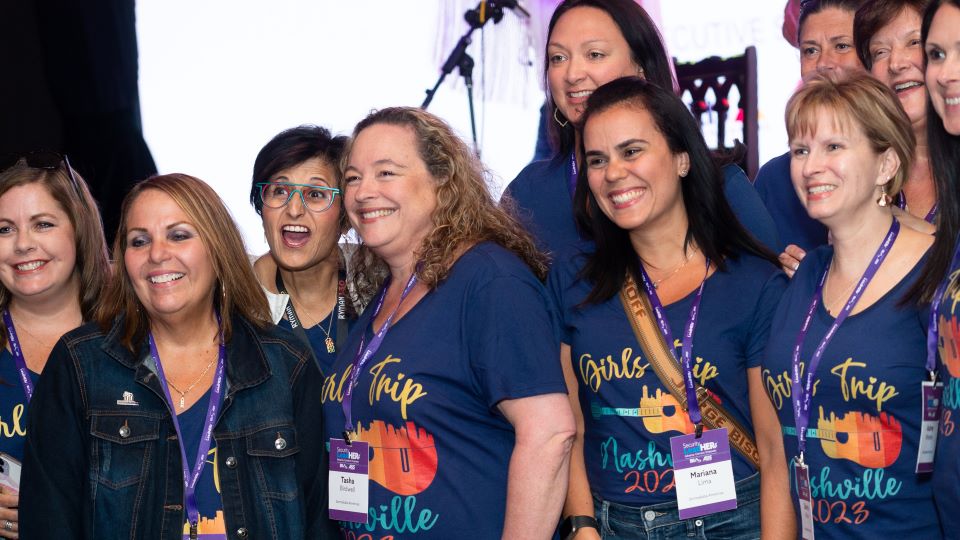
top-left (256, 182), bottom-right (341, 213)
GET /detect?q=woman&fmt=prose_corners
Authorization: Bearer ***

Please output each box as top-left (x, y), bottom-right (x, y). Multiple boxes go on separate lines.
top-left (915, 0), bottom-right (960, 527)
top-left (755, 0), bottom-right (865, 276)
top-left (0, 153), bottom-right (109, 539)
top-left (321, 107), bottom-right (575, 539)
top-left (763, 73), bottom-right (939, 539)
top-left (855, 0), bottom-right (938, 225)
top-left (249, 125), bottom-right (358, 374)
top-left (503, 0), bottom-right (779, 260)
top-left (19, 174), bottom-right (337, 539)
top-left (551, 77), bottom-right (792, 540)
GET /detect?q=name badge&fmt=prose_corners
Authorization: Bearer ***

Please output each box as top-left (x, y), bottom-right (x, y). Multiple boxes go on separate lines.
top-left (916, 380), bottom-right (943, 473)
top-left (328, 438), bottom-right (369, 523)
top-left (669, 428), bottom-right (737, 519)
top-left (795, 459), bottom-right (815, 540)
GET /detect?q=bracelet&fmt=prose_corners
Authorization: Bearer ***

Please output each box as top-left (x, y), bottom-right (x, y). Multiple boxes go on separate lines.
top-left (560, 515), bottom-right (599, 540)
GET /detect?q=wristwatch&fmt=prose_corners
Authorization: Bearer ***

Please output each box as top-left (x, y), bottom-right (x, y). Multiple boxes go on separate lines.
top-left (560, 515), bottom-right (599, 540)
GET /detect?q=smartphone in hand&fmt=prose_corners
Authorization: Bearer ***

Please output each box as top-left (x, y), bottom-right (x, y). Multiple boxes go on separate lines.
top-left (0, 453), bottom-right (21, 495)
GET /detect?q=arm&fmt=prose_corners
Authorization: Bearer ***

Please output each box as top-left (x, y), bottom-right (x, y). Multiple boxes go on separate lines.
top-left (559, 344), bottom-right (601, 540)
top-left (19, 340), bottom-right (87, 539)
top-left (748, 367), bottom-right (795, 540)
top-left (498, 392), bottom-right (576, 540)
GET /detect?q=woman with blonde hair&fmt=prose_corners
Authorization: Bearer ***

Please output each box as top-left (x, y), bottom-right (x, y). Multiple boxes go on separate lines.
top-left (0, 153), bottom-right (109, 538)
top-left (322, 106), bottom-right (575, 539)
top-left (20, 174), bottom-right (337, 539)
top-left (763, 72), bottom-right (940, 539)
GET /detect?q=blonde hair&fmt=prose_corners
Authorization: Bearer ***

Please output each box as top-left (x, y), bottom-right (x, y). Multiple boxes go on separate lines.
top-left (0, 159), bottom-right (110, 349)
top-left (786, 71), bottom-right (915, 197)
top-left (342, 107), bottom-right (548, 299)
top-left (96, 174), bottom-right (270, 350)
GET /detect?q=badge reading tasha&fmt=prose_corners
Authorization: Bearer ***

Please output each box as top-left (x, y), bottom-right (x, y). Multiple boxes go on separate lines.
top-left (670, 428), bottom-right (738, 519)
top-left (329, 439), bottom-right (370, 523)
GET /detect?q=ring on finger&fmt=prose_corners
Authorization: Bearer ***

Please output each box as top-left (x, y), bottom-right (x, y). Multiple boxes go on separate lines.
top-left (2, 519), bottom-right (12, 531)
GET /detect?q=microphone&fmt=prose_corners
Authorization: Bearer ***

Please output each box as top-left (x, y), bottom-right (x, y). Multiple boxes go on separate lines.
top-left (494, 0), bottom-right (530, 18)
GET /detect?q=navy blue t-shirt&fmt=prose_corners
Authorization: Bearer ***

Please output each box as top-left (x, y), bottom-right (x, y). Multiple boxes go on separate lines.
top-left (0, 350), bottom-right (38, 462)
top-left (932, 267), bottom-right (960, 530)
top-left (503, 153), bottom-right (782, 259)
top-left (762, 246), bottom-right (940, 539)
top-left (548, 245), bottom-right (786, 504)
top-left (278, 309), bottom-right (351, 376)
top-left (178, 389), bottom-right (226, 538)
top-left (321, 242), bottom-right (567, 539)
top-left (753, 151), bottom-right (828, 252)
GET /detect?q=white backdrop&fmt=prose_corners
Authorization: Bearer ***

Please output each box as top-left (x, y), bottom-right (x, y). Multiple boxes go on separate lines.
top-left (136, 0), bottom-right (801, 254)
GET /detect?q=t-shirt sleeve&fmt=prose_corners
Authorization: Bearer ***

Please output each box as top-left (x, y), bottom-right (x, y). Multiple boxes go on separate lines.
top-left (746, 269), bottom-right (789, 368)
top-left (466, 272), bottom-right (567, 409)
top-left (546, 261), bottom-right (573, 345)
top-left (722, 164), bottom-right (784, 253)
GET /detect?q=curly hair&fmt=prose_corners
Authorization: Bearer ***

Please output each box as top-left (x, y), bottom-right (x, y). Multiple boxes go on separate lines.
top-left (341, 107), bottom-right (548, 299)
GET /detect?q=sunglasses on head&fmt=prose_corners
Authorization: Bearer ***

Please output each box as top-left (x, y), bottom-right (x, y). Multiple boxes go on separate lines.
top-left (0, 150), bottom-right (84, 199)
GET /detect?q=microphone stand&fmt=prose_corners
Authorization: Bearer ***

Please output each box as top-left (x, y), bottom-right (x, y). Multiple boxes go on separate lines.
top-left (421, 1), bottom-right (509, 155)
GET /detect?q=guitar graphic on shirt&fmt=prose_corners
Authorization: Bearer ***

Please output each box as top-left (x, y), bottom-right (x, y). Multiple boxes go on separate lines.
top-left (787, 409), bottom-right (903, 468)
top-left (590, 386), bottom-right (695, 435)
top-left (352, 419), bottom-right (438, 496)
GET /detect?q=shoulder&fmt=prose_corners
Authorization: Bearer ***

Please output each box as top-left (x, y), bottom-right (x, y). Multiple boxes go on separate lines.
top-left (753, 152), bottom-right (791, 192)
top-left (455, 242), bottom-right (541, 282)
top-left (503, 155), bottom-right (567, 199)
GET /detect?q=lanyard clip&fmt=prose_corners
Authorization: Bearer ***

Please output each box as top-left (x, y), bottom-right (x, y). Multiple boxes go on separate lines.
top-left (189, 522), bottom-right (198, 539)
top-left (930, 370), bottom-right (938, 383)
top-left (694, 423), bottom-right (704, 439)
top-left (796, 451), bottom-right (805, 467)
top-left (343, 430), bottom-right (355, 445)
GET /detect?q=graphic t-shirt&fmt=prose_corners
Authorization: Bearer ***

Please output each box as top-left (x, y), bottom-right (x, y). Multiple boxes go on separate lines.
top-left (548, 246), bottom-right (786, 504)
top-left (0, 349), bottom-right (38, 462)
top-left (763, 246), bottom-right (940, 539)
top-left (933, 266), bottom-right (960, 529)
top-left (753, 151), bottom-right (828, 251)
top-left (278, 309), bottom-right (350, 376)
top-left (321, 242), bottom-right (567, 539)
top-left (178, 389), bottom-right (226, 539)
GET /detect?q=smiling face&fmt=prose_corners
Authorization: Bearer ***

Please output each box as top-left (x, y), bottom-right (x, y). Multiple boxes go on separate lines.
top-left (790, 107), bottom-right (898, 227)
top-left (925, 3), bottom-right (960, 135)
top-left (546, 6), bottom-right (641, 127)
top-left (123, 189), bottom-right (217, 326)
top-left (868, 7), bottom-right (927, 130)
top-left (0, 183), bottom-right (77, 304)
top-left (260, 157), bottom-right (341, 272)
top-left (583, 104), bottom-right (689, 237)
top-left (799, 7), bottom-right (862, 78)
top-left (343, 123), bottom-right (438, 266)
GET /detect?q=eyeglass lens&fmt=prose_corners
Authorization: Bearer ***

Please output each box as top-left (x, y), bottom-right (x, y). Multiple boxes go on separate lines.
top-left (260, 183), bottom-right (337, 212)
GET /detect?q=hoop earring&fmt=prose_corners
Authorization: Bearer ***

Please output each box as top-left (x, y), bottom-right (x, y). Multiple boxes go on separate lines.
top-left (554, 107), bottom-right (568, 128)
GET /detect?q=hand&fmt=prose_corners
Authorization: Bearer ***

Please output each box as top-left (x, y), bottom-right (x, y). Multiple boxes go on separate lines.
top-left (0, 489), bottom-right (19, 539)
top-left (778, 244), bottom-right (807, 278)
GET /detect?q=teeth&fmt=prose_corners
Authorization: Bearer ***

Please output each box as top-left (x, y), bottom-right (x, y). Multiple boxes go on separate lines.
top-left (360, 209), bottom-right (395, 219)
top-left (808, 185), bottom-right (836, 194)
top-left (282, 225), bottom-right (308, 233)
top-left (569, 90), bottom-right (592, 98)
top-left (947, 97), bottom-right (960, 106)
top-left (149, 273), bottom-right (184, 284)
top-left (894, 81), bottom-right (921, 91)
top-left (611, 190), bottom-right (642, 204)
top-left (16, 261), bottom-right (44, 271)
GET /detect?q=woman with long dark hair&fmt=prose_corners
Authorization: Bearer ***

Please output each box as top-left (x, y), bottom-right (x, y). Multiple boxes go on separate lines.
top-left (550, 77), bottom-right (791, 539)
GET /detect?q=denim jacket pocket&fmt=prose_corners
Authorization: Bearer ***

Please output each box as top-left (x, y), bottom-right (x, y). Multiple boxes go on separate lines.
top-left (245, 423), bottom-right (300, 501)
top-left (90, 411), bottom-right (162, 490)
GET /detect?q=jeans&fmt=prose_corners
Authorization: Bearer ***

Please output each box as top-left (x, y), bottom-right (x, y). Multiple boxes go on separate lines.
top-left (593, 472), bottom-right (761, 540)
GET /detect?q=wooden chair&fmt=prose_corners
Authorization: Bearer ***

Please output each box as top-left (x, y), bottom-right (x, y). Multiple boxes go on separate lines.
top-left (674, 46), bottom-right (759, 180)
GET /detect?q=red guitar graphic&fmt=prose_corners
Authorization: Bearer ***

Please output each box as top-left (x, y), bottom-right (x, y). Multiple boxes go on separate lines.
top-left (816, 409), bottom-right (902, 469)
top-left (353, 420), bottom-right (438, 495)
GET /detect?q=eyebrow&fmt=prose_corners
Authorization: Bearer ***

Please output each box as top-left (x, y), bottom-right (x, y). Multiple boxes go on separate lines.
top-left (344, 159), bottom-right (407, 172)
top-left (127, 221), bottom-right (193, 234)
top-left (272, 175), bottom-right (331, 185)
top-left (0, 212), bottom-right (60, 222)
top-left (585, 138), bottom-right (647, 157)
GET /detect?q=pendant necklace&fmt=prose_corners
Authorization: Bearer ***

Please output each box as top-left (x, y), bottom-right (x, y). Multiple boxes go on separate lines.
top-left (166, 356), bottom-right (218, 409)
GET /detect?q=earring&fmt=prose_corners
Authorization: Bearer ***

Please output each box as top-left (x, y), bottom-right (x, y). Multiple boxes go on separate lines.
top-left (877, 191), bottom-right (893, 207)
top-left (553, 107), bottom-right (568, 128)
top-left (679, 168), bottom-right (688, 178)
top-left (638, 67), bottom-right (645, 79)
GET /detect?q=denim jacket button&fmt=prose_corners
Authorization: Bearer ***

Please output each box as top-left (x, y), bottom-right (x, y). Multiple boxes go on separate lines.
top-left (119, 423), bottom-right (130, 439)
top-left (274, 435), bottom-right (287, 451)
top-left (236, 527), bottom-right (248, 538)
top-left (225, 456), bottom-right (237, 469)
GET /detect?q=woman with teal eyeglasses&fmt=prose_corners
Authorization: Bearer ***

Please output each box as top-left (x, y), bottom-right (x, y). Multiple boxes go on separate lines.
top-left (248, 125), bottom-right (360, 374)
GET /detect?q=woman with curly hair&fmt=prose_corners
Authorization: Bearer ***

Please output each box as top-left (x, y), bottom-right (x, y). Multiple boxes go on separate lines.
top-left (321, 107), bottom-right (575, 539)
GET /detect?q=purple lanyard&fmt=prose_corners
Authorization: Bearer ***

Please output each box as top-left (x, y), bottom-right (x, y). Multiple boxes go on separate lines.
top-left (926, 233), bottom-right (960, 376)
top-left (637, 258), bottom-right (710, 431)
top-left (150, 323), bottom-right (226, 534)
top-left (790, 219), bottom-right (900, 458)
top-left (1, 309), bottom-right (34, 402)
top-left (568, 152), bottom-right (578, 199)
top-left (897, 192), bottom-right (938, 224)
top-left (342, 272), bottom-right (418, 437)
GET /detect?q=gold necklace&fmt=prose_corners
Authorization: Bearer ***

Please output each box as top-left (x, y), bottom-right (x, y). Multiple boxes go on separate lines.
top-left (648, 253), bottom-right (691, 289)
top-left (166, 356), bottom-right (217, 409)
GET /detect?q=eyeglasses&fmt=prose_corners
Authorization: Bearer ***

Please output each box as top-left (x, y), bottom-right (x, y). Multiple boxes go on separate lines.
top-left (0, 151), bottom-right (84, 199)
top-left (257, 182), bottom-right (340, 213)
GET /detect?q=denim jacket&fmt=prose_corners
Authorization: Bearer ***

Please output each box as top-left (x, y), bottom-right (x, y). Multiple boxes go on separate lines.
top-left (20, 314), bottom-right (338, 539)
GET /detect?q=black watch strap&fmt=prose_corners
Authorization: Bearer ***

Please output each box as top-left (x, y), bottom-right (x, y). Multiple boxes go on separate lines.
top-left (560, 515), bottom-right (599, 540)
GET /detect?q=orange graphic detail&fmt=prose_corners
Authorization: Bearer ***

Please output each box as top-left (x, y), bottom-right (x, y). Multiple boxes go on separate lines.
top-left (639, 386), bottom-right (695, 436)
top-left (939, 313), bottom-right (960, 378)
top-left (354, 420), bottom-right (438, 495)
top-left (816, 409), bottom-right (902, 468)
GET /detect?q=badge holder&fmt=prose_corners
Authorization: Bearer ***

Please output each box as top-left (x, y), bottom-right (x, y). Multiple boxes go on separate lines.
top-left (916, 373), bottom-right (943, 473)
top-left (328, 437), bottom-right (370, 523)
top-left (794, 454), bottom-right (815, 540)
top-left (670, 425), bottom-right (737, 519)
